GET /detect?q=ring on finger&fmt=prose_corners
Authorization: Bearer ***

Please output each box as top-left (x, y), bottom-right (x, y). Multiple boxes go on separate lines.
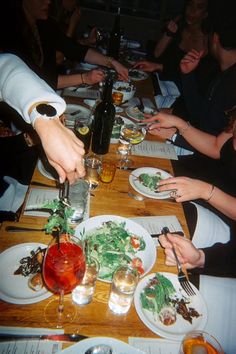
top-left (170, 190), bottom-right (181, 199)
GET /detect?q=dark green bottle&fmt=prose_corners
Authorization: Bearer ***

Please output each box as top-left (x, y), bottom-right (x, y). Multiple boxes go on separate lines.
top-left (108, 7), bottom-right (121, 60)
top-left (91, 75), bottom-right (115, 154)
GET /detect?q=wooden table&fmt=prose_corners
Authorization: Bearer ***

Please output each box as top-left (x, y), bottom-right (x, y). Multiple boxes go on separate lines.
top-left (0, 76), bottom-right (189, 344)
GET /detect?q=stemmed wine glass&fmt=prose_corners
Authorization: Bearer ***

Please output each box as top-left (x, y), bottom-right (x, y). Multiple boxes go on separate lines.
top-left (117, 123), bottom-right (146, 168)
top-left (43, 234), bottom-right (85, 327)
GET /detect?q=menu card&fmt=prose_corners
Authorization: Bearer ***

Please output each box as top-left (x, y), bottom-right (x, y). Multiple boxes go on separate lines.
top-left (24, 188), bottom-right (90, 220)
top-left (0, 327), bottom-right (63, 354)
top-left (129, 215), bottom-right (184, 246)
top-left (132, 141), bottom-right (178, 160)
top-left (0, 340), bottom-right (62, 354)
top-left (129, 337), bottom-right (181, 353)
top-left (24, 188), bottom-right (59, 217)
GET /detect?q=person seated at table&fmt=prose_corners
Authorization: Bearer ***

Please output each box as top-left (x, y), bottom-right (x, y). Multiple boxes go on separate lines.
top-left (0, 53), bottom-right (85, 188)
top-left (0, 0), bottom-right (128, 92)
top-left (50, 0), bottom-right (99, 67)
top-left (134, 0), bottom-right (214, 89)
top-left (145, 108), bottom-right (236, 249)
top-left (159, 220), bottom-right (236, 278)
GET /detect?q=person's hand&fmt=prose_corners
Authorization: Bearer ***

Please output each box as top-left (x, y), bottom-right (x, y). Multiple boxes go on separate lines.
top-left (111, 60), bottom-right (129, 81)
top-left (83, 69), bottom-right (105, 85)
top-left (157, 176), bottom-right (213, 202)
top-left (133, 60), bottom-right (162, 72)
top-left (141, 111), bottom-right (182, 138)
top-left (158, 233), bottom-right (205, 269)
top-left (165, 17), bottom-right (179, 35)
top-left (34, 117), bottom-right (85, 184)
top-left (180, 49), bottom-right (204, 74)
top-left (88, 27), bottom-right (98, 45)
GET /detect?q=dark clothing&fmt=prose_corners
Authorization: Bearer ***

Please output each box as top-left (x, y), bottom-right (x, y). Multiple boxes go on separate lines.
top-left (195, 222), bottom-right (236, 278)
top-left (174, 62), bottom-right (236, 151)
top-left (0, 1), bottom-right (89, 197)
top-left (178, 138), bottom-right (236, 278)
top-left (0, 2), bottom-right (89, 90)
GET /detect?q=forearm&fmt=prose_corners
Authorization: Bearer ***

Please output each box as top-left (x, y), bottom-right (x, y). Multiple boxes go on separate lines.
top-left (57, 73), bottom-right (84, 89)
top-left (84, 48), bottom-right (110, 66)
top-left (206, 186), bottom-right (236, 220)
top-left (0, 53), bottom-right (66, 124)
top-left (172, 117), bottom-right (222, 158)
top-left (154, 34), bottom-right (173, 58)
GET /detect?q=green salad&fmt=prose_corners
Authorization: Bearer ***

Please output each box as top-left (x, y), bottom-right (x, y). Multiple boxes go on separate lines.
top-left (83, 221), bottom-right (146, 281)
top-left (141, 273), bottom-right (175, 314)
top-left (138, 173), bottom-right (163, 191)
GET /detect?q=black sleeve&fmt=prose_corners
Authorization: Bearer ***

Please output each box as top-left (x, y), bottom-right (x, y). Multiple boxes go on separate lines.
top-left (44, 18), bottom-right (90, 63)
top-left (193, 238), bottom-right (236, 278)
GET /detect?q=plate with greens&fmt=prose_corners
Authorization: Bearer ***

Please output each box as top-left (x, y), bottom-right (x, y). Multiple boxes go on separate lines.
top-left (129, 167), bottom-right (172, 199)
top-left (74, 215), bottom-right (156, 283)
top-left (134, 272), bottom-right (207, 341)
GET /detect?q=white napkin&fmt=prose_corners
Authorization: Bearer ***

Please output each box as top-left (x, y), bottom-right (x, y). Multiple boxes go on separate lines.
top-left (0, 176), bottom-right (27, 212)
top-left (154, 73), bottom-right (180, 109)
top-left (199, 275), bottom-right (236, 354)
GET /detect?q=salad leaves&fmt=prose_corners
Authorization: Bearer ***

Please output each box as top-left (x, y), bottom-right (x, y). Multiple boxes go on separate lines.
top-left (138, 173), bottom-right (163, 191)
top-left (141, 273), bottom-right (175, 314)
top-left (83, 221), bottom-right (146, 281)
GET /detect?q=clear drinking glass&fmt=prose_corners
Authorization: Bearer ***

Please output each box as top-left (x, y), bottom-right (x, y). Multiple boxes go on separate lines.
top-left (84, 153), bottom-right (102, 190)
top-left (179, 330), bottom-right (224, 354)
top-left (72, 257), bottom-right (99, 305)
top-left (43, 235), bottom-right (85, 327)
top-left (117, 123), bottom-right (146, 168)
top-left (108, 265), bottom-right (139, 315)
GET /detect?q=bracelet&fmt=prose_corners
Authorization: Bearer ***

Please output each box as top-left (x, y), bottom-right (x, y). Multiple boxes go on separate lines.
top-left (106, 56), bottom-right (114, 68)
top-left (206, 184), bottom-right (215, 201)
top-left (81, 73), bottom-right (84, 84)
top-left (178, 121), bottom-right (191, 135)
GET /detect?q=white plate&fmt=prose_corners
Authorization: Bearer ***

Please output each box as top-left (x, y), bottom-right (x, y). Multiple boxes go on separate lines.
top-left (0, 243), bottom-right (52, 304)
top-left (129, 167), bottom-right (173, 199)
top-left (125, 106), bottom-right (146, 121)
top-left (65, 104), bottom-right (91, 128)
top-left (37, 159), bottom-right (55, 181)
top-left (66, 84), bottom-right (92, 92)
top-left (129, 70), bottom-right (148, 81)
top-left (80, 62), bottom-right (98, 70)
top-left (134, 272), bottom-right (208, 341)
top-left (75, 215), bottom-right (156, 283)
top-left (110, 117), bottom-right (133, 144)
top-left (58, 336), bottom-right (145, 354)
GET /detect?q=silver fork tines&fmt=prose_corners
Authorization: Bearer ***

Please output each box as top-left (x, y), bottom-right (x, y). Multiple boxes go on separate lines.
top-left (161, 227), bottom-right (196, 296)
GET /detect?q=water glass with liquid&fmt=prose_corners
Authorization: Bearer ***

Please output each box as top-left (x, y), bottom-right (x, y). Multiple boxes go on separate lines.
top-left (108, 265), bottom-right (139, 315)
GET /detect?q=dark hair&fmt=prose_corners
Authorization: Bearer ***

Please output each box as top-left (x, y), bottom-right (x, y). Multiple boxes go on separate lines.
top-left (206, 0), bottom-right (236, 49)
top-left (225, 106), bottom-right (236, 136)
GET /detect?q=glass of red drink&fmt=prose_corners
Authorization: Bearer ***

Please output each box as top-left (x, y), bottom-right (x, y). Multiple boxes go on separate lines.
top-left (43, 234), bottom-right (85, 327)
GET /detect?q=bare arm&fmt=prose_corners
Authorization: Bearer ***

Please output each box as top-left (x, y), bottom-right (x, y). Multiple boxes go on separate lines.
top-left (154, 33), bottom-right (174, 58)
top-left (57, 69), bottom-right (105, 88)
top-left (146, 112), bottom-right (232, 158)
top-left (84, 48), bottom-right (129, 81)
top-left (158, 176), bottom-right (236, 220)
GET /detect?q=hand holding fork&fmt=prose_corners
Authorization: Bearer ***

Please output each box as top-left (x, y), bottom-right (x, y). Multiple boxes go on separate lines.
top-left (161, 227), bottom-right (195, 296)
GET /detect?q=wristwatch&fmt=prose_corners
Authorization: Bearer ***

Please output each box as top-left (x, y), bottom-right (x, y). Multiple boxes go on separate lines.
top-left (30, 103), bottom-right (57, 127)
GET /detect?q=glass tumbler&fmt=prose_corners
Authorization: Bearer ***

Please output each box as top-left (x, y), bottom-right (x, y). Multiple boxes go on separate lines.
top-left (179, 330), bottom-right (224, 354)
top-left (108, 265), bottom-right (139, 315)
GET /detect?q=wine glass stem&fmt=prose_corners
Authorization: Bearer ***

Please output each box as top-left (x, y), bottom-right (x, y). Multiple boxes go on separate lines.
top-left (58, 290), bottom-right (64, 321)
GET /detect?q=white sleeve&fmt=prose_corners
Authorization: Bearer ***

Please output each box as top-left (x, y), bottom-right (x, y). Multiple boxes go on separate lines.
top-left (0, 53), bottom-right (66, 124)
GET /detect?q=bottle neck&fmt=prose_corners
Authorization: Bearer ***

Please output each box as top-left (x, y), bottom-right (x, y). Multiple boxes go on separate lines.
top-left (102, 77), bottom-right (113, 103)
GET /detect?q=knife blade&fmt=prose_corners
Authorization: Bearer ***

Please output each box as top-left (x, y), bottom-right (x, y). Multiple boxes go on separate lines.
top-left (0, 333), bottom-right (88, 342)
top-left (5, 226), bottom-right (45, 232)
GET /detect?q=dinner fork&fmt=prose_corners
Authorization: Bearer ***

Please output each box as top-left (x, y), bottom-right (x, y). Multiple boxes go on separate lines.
top-left (161, 227), bottom-right (196, 296)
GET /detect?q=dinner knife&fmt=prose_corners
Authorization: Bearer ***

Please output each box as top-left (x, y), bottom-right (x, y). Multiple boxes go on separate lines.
top-left (0, 333), bottom-right (88, 342)
top-left (5, 226), bottom-right (45, 232)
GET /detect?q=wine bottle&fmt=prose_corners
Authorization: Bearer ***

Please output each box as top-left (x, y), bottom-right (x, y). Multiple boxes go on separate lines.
top-left (91, 74), bottom-right (115, 155)
top-left (108, 7), bottom-right (121, 60)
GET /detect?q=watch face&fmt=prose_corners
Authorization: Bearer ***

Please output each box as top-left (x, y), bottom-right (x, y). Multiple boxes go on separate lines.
top-left (36, 103), bottom-right (57, 117)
